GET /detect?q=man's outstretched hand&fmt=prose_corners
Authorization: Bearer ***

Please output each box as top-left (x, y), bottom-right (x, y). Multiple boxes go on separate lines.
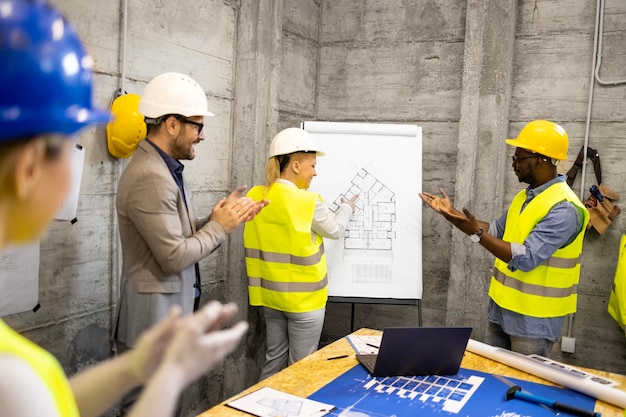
top-left (419, 189), bottom-right (482, 235)
top-left (419, 188), bottom-right (467, 223)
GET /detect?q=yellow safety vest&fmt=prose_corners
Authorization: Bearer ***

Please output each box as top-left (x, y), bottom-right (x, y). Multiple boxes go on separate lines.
top-left (489, 182), bottom-right (589, 318)
top-left (0, 319), bottom-right (80, 417)
top-left (244, 183), bottom-right (328, 313)
top-left (608, 233), bottom-right (626, 333)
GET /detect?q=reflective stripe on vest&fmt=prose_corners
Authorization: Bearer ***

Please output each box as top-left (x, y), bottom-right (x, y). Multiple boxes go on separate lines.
top-left (248, 275), bottom-right (329, 293)
top-left (543, 255), bottom-right (580, 269)
top-left (489, 181), bottom-right (589, 318)
top-left (493, 270), bottom-right (579, 298)
top-left (245, 244), bottom-right (325, 267)
top-left (244, 183), bottom-right (328, 313)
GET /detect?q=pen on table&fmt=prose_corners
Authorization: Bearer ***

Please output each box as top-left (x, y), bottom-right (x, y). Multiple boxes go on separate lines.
top-left (326, 354), bottom-right (349, 360)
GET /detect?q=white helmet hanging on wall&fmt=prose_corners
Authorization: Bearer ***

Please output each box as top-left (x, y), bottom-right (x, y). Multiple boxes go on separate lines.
top-left (139, 72), bottom-right (214, 119)
top-left (268, 128), bottom-right (326, 158)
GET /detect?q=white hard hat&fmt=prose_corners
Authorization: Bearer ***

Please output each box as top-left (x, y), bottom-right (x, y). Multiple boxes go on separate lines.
top-left (269, 128), bottom-right (325, 158)
top-left (139, 72), bottom-right (214, 118)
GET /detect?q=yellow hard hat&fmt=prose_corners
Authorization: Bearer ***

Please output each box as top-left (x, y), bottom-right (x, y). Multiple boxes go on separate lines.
top-left (505, 120), bottom-right (569, 160)
top-left (106, 94), bottom-right (147, 159)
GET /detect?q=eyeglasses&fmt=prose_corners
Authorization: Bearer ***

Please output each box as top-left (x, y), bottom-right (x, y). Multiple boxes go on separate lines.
top-left (174, 115), bottom-right (204, 135)
top-left (511, 155), bottom-right (539, 164)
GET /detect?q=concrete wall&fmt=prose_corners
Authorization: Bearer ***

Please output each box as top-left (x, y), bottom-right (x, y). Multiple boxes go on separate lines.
top-left (3, 0), bottom-right (242, 415)
top-left (317, 0), bottom-right (626, 377)
top-left (510, 0), bottom-right (626, 372)
top-left (2, 0), bottom-right (626, 415)
top-left (317, 0), bottom-right (467, 339)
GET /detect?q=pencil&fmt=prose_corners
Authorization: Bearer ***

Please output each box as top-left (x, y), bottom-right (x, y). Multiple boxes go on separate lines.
top-left (326, 354), bottom-right (349, 360)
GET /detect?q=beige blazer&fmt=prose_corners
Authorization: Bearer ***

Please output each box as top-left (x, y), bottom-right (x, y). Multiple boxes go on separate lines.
top-left (113, 140), bottom-right (226, 346)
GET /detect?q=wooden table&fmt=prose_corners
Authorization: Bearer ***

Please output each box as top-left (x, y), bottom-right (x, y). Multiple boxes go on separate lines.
top-left (198, 328), bottom-right (626, 416)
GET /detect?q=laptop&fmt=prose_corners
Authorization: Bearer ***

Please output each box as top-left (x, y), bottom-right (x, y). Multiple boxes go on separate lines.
top-left (356, 327), bottom-right (472, 377)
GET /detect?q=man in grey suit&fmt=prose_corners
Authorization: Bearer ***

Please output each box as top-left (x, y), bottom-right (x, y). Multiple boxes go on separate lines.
top-left (114, 72), bottom-right (267, 415)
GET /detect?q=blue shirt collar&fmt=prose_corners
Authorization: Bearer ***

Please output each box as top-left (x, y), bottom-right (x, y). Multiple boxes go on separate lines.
top-left (145, 138), bottom-right (184, 178)
top-left (525, 173), bottom-right (566, 200)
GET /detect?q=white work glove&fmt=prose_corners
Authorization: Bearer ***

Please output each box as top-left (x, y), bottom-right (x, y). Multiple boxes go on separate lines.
top-left (157, 301), bottom-right (249, 386)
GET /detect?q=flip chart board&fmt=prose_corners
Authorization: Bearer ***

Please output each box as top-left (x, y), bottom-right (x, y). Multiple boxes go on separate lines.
top-left (302, 121), bottom-right (422, 302)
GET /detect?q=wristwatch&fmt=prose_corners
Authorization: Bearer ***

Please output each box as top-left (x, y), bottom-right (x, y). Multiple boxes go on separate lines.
top-left (470, 228), bottom-right (483, 243)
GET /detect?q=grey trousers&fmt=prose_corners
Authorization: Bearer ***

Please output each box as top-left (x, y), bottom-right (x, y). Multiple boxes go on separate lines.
top-left (259, 306), bottom-right (326, 381)
top-left (484, 320), bottom-right (555, 357)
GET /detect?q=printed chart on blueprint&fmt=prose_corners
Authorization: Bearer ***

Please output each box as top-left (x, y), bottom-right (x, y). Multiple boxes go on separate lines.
top-left (303, 121), bottom-right (422, 301)
top-left (308, 365), bottom-right (597, 417)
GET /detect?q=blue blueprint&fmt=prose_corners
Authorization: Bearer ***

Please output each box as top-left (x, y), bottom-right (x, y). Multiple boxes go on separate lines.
top-left (308, 366), bottom-right (597, 416)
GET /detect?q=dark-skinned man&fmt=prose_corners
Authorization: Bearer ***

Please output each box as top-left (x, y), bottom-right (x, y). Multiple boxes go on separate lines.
top-left (420, 120), bottom-right (589, 357)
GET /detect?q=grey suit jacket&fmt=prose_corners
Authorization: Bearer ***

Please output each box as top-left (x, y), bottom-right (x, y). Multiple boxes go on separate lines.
top-left (114, 140), bottom-right (226, 346)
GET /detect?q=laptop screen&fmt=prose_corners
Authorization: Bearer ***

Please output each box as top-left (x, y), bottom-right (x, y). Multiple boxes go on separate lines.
top-left (359, 326), bottom-right (473, 377)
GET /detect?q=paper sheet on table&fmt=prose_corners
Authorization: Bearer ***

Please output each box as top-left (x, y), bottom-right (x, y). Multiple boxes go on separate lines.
top-left (345, 335), bottom-right (381, 354)
top-left (227, 386), bottom-right (335, 417)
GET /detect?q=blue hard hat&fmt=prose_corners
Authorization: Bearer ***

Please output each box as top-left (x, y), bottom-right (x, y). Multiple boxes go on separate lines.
top-left (0, 0), bottom-right (111, 142)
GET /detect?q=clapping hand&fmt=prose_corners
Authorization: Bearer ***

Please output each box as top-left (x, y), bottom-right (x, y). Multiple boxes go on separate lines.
top-left (129, 302), bottom-right (247, 387)
top-left (158, 301), bottom-right (248, 385)
top-left (125, 302), bottom-right (248, 417)
top-left (212, 186), bottom-right (269, 232)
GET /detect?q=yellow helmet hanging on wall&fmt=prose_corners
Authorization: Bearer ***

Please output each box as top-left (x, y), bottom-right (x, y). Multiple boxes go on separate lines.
top-left (505, 120), bottom-right (569, 160)
top-left (106, 94), bottom-right (147, 159)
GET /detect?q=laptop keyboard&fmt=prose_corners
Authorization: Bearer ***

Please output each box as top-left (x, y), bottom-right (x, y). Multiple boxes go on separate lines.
top-left (356, 354), bottom-right (378, 374)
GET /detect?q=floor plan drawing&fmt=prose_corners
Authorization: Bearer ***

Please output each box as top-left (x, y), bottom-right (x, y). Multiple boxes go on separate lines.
top-left (256, 397), bottom-right (302, 416)
top-left (362, 374), bottom-right (484, 414)
top-left (227, 387), bottom-right (334, 417)
top-left (309, 366), bottom-right (485, 416)
top-left (303, 121), bottom-right (423, 300)
top-left (308, 365), bottom-right (597, 417)
top-left (328, 168), bottom-right (396, 251)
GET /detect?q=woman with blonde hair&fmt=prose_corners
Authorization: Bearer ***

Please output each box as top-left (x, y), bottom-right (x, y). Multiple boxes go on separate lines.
top-left (244, 127), bottom-right (358, 380)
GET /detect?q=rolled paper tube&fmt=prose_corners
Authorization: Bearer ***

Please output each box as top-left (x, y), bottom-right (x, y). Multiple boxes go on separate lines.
top-left (466, 339), bottom-right (626, 409)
